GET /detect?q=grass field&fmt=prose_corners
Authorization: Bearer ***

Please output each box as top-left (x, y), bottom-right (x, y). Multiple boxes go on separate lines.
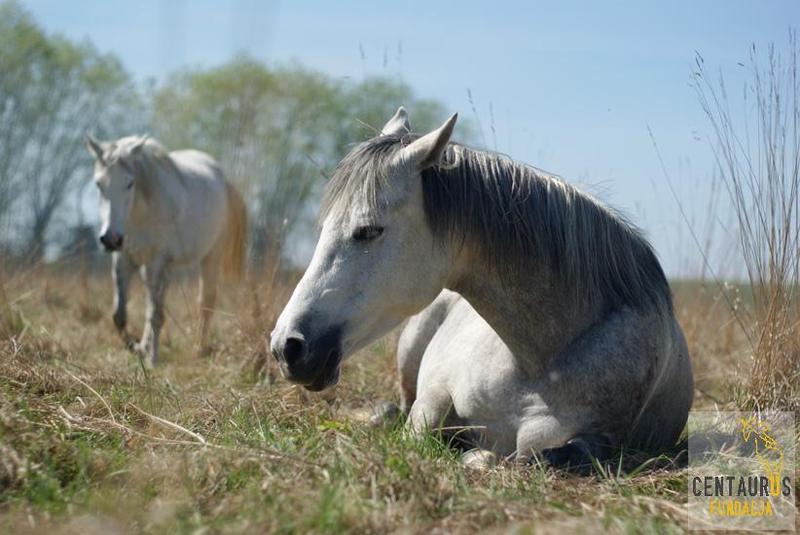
top-left (0, 262), bottom-right (789, 533)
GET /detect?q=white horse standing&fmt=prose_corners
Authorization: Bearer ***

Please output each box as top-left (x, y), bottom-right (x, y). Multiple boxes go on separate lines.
top-left (85, 135), bottom-right (246, 367)
top-left (271, 108), bottom-right (693, 468)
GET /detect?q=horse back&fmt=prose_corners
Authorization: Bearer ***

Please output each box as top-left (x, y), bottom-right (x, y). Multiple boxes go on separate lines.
top-left (169, 149), bottom-right (225, 184)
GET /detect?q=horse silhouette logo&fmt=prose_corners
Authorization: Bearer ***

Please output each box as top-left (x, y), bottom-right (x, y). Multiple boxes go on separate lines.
top-left (739, 415), bottom-right (785, 497)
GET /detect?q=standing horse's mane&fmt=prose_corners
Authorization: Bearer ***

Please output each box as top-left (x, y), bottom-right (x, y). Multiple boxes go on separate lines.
top-left (321, 134), bottom-right (672, 313)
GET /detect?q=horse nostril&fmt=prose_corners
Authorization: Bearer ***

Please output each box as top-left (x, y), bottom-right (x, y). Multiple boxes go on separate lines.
top-left (283, 336), bottom-right (307, 364)
top-left (99, 233), bottom-right (112, 250)
top-left (99, 232), bottom-right (122, 251)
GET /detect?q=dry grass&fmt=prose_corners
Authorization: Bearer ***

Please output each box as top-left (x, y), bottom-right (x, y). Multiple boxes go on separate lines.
top-left (4, 47), bottom-right (800, 526)
top-left (694, 36), bottom-right (800, 410)
top-left (3, 57), bottom-right (799, 525)
top-left (0, 261), bottom-right (751, 534)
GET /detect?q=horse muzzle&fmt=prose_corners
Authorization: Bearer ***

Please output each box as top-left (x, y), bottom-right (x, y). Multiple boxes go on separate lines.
top-left (99, 230), bottom-right (123, 252)
top-left (270, 325), bottom-right (343, 391)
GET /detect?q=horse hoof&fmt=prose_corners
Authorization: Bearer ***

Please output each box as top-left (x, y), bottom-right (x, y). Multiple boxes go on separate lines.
top-left (141, 354), bottom-right (157, 369)
top-left (130, 343), bottom-right (156, 369)
top-left (461, 449), bottom-right (497, 470)
top-left (118, 331), bottom-right (135, 349)
top-left (369, 401), bottom-right (403, 427)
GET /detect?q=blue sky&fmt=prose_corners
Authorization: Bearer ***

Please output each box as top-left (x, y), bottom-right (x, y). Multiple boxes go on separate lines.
top-left (23, 0), bottom-right (799, 275)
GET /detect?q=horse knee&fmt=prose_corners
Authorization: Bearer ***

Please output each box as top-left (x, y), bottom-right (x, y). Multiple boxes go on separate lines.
top-left (408, 402), bottom-right (434, 434)
top-left (144, 306), bottom-right (165, 339)
top-left (407, 393), bottom-right (453, 435)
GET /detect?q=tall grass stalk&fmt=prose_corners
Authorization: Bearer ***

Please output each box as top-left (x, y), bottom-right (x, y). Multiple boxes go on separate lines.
top-left (695, 34), bottom-right (800, 409)
top-left (0, 258), bottom-right (9, 335)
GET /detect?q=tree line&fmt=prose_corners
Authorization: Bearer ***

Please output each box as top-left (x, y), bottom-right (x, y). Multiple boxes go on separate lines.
top-left (0, 1), bottom-right (459, 266)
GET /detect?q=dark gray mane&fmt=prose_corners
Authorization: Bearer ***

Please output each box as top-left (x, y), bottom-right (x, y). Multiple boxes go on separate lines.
top-left (321, 134), bottom-right (672, 313)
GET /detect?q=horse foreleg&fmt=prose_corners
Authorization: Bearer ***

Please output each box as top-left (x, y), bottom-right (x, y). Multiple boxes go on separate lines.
top-left (198, 255), bottom-right (219, 356)
top-left (371, 294), bottom-right (454, 427)
top-left (369, 330), bottom-right (423, 427)
top-left (138, 260), bottom-right (168, 368)
top-left (112, 252), bottom-right (135, 336)
top-left (407, 390), bottom-right (464, 437)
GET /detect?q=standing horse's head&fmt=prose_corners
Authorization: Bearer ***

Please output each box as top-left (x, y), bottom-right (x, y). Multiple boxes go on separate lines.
top-left (271, 108), bottom-right (459, 391)
top-left (85, 135), bottom-right (147, 252)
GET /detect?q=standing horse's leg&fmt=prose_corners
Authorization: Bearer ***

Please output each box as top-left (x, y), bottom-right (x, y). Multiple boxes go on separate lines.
top-left (112, 252), bottom-right (136, 340)
top-left (198, 253), bottom-right (220, 355)
top-left (138, 258), bottom-right (169, 368)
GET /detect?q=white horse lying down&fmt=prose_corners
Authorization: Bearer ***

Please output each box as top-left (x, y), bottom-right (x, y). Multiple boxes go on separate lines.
top-left (271, 108), bottom-right (693, 466)
top-left (395, 290), bottom-right (692, 465)
top-left (85, 135), bottom-right (246, 367)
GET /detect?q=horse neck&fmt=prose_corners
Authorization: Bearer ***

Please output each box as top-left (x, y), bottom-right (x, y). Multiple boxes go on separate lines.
top-left (130, 162), bottom-right (183, 229)
top-left (448, 246), bottom-right (603, 376)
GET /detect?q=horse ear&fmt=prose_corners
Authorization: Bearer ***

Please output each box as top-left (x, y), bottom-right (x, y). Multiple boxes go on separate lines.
top-left (398, 113), bottom-right (457, 169)
top-left (130, 135), bottom-right (148, 156)
top-left (381, 106), bottom-right (411, 136)
top-left (84, 135), bottom-right (105, 164)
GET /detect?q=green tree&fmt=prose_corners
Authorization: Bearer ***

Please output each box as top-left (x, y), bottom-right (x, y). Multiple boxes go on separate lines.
top-left (151, 57), bottom-right (459, 265)
top-left (0, 1), bottom-right (141, 259)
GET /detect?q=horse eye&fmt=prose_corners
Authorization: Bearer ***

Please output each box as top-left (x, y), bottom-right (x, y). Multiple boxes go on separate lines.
top-left (126, 181), bottom-right (134, 190)
top-left (352, 225), bottom-right (384, 241)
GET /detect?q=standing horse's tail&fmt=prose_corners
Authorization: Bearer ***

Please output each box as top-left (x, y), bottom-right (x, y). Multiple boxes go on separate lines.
top-left (221, 181), bottom-right (247, 280)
